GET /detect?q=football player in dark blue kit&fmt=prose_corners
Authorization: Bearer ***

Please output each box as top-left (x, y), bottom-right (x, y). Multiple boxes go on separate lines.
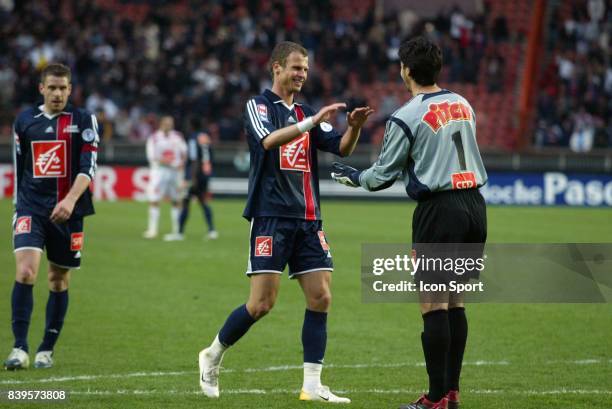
top-left (198, 41), bottom-right (373, 403)
top-left (176, 117), bottom-right (218, 240)
top-left (5, 63), bottom-right (99, 370)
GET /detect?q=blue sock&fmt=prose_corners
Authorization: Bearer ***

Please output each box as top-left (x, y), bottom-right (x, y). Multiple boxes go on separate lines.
top-left (302, 309), bottom-right (327, 364)
top-left (202, 203), bottom-right (215, 231)
top-left (218, 304), bottom-right (256, 347)
top-left (11, 281), bottom-right (34, 352)
top-left (38, 290), bottom-right (69, 352)
top-left (179, 199), bottom-right (190, 234)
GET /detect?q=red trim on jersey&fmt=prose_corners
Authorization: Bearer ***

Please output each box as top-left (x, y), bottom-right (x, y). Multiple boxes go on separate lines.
top-left (81, 145), bottom-right (98, 153)
top-left (295, 106), bottom-right (316, 220)
top-left (57, 114), bottom-right (72, 202)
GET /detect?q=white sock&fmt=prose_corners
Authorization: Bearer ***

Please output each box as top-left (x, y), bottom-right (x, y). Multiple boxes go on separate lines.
top-left (208, 335), bottom-right (227, 364)
top-left (148, 206), bottom-right (160, 232)
top-left (303, 362), bottom-right (323, 391)
top-left (171, 206), bottom-right (180, 234)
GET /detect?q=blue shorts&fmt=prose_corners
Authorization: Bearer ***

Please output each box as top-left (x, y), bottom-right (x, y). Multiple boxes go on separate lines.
top-left (247, 217), bottom-right (333, 278)
top-left (13, 211), bottom-right (85, 269)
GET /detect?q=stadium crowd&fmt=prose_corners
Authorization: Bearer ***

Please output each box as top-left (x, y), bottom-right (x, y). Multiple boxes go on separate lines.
top-left (535, 0), bottom-right (611, 151)
top-left (3, 0), bottom-right (605, 149)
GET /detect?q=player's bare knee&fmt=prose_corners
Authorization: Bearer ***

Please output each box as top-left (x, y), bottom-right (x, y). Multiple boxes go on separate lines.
top-left (308, 290), bottom-right (332, 312)
top-left (248, 301), bottom-right (274, 319)
top-left (16, 264), bottom-right (37, 284)
top-left (48, 265), bottom-right (70, 291)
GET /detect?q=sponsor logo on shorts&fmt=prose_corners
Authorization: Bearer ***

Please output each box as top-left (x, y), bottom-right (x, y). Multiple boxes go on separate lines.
top-left (254, 236), bottom-right (273, 257)
top-left (451, 171), bottom-right (477, 190)
top-left (15, 216), bottom-right (31, 235)
top-left (71, 232), bottom-right (84, 251)
top-left (32, 140), bottom-right (67, 178)
top-left (318, 231), bottom-right (330, 251)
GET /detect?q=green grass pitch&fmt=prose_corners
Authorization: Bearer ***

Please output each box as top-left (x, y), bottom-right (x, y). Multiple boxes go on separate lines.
top-left (1, 198), bottom-right (611, 408)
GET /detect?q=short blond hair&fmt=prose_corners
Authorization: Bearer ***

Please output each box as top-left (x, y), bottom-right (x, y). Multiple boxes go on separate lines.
top-left (268, 41), bottom-right (307, 78)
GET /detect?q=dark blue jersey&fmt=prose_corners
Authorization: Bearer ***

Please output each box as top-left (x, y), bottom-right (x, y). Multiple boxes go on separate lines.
top-left (243, 89), bottom-right (344, 221)
top-left (185, 130), bottom-right (213, 181)
top-left (13, 105), bottom-right (99, 219)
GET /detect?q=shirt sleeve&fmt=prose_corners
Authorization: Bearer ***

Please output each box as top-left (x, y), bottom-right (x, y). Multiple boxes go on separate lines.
top-left (12, 120), bottom-right (24, 205)
top-left (359, 117), bottom-right (411, 191)
top-left (245, 98), bottom-right (276, 140)
top-left (77, 113), bottom-right (100, 181)
top-left (313, 121), bottom-right (342, 156)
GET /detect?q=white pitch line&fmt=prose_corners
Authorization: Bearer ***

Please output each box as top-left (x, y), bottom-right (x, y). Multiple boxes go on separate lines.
top-left (0, 361), bottom-right (509, 385)
top-left (66, 388), bottom-right (612, 396)
top-left (0, 358), bottom-right (607, 386)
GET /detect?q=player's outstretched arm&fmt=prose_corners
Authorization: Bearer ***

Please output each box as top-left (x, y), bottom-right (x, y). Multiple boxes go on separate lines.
top-left (338, 106), bottom-right (375, 157)
top-left (261, 102), bottom-right (346, 150)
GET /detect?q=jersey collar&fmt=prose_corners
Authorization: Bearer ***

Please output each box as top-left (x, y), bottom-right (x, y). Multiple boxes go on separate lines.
top-left (263, 89), bottom-right (302, 111)
top-left (34, 104), bottom-right (70, 120)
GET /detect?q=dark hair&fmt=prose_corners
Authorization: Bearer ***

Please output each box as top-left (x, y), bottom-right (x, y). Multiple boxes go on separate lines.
top-left (268, 41), bottom-right (308, 77)
top-left (398, 37), bottom-right (442, 86)
top-left (40, 63), bottom-right (72, 83)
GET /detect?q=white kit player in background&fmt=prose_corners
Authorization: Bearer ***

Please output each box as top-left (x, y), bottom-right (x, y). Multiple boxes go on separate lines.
top-left (143, 115), bottom-right (187, 240)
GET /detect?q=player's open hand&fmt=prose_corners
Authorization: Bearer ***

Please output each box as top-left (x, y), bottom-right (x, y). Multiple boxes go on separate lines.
top-left (331, 162), bottom-right (361, 188)
top-left (347, 106), bottom-right (375, 128)
top-left (313, 103), bottom-right (347, 125)
top-left (50, 197), bottom-right (76, 224)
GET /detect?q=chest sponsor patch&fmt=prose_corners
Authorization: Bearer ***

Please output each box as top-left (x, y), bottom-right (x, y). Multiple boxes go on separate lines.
top-left (32, 140), bottom-right (67, 178)
top-left (254, 236), bottom-right (273, 257)
top-left (70, 232), bottom-right (84, 251)
top-left (451, 171), bottom-right (477, 190)
top-left (15, 216), bottom-right (32, 235)
top-left (280, 133), bottom-right (310, 172)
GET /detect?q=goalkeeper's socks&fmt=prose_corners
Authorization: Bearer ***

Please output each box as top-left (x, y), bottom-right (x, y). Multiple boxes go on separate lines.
top-left (218, 304), bottom-right (256, 347)
top-left (11, 281), bottom-right (34, 352)
top-left (148, 206), bottom-right (160, 233)
top-left (421, 309), bottom-right (450, 403)
top-left (38, 290), bottom-right (69, 352)
top-left (446, 307), bottom-right (468, 392)
top-left (302, 309), bottom-right (327, 364)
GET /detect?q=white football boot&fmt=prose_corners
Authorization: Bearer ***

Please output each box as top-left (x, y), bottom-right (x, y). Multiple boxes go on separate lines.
top-left (198, 347), bottom-right (221, 398)
top-left (4, 348), bottom-right (29, 370)
top-left (299, 385), bottom-right (351, 403)
top-left (142, 229), bottom-right (158, 239)
top-left (34, 351), bottom-right (53, 368)
top-left (163, 233), bottom-right (184, 241)
top-left (207, 230), bottom-right (219, 240)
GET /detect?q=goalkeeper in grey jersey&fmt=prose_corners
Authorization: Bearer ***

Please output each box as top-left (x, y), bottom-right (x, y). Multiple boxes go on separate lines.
top-left (332, 37), bottom-right (487, 409)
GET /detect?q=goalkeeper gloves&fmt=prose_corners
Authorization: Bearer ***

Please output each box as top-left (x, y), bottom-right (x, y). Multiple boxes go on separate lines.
top-left (331, 162), bottom-right (361, 188)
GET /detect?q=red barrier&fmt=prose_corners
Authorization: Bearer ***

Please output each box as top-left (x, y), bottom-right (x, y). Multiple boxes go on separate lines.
top-left (0, 165), bottom-right (151, 201)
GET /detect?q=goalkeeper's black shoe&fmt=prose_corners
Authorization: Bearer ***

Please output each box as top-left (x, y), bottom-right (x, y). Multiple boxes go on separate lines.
top-left (446, 390), bottom-right (460, 409)
top-left (399, 394), bottom-right (448, 409)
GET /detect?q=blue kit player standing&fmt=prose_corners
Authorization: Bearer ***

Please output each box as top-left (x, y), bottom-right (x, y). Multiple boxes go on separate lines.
top-left (5, 63), bottom-right (99, 370)
top-left (176, 117), bottom-right (218, 240)
top-left (198, 41), bottom-right (373, 403)
top-left (332, 37), bottom-right (487, 409)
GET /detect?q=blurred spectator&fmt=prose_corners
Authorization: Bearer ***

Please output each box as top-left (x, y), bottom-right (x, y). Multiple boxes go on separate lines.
top-left (0, 0), bottom-right (523, 149)
top-left (535, 0), bottom-right (610, 149)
